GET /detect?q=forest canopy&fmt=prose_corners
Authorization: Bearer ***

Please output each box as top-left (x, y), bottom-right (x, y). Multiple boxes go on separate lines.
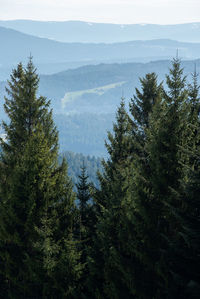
top-left (0, 57), bottom-right (199, 298)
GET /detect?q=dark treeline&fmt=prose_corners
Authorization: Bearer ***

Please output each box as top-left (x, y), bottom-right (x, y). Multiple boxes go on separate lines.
top-left (0, 57), bottom-right (200, 298)
top-left (61, 151), bottom-right (103, 188)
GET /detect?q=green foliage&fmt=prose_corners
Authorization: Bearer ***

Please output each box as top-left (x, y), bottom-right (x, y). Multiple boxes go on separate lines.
top-left (126, 73), bottom-right (164, 298)
top-left (0, 57), bottom-right (200, 298)
top-left (0, 58), bottom-right (81, 298)
top-left (61, 151), bottom-right (103, 188)
top-left (130, 57), bottom-right (197, 298)
top-left (130, 72), bottom-right (163, 130)
top-left (87, 99), bottom-right (135, 298)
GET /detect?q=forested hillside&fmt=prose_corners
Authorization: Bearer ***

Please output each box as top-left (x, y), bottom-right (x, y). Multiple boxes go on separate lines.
top-left (55, 113), bottom-right (114, 157)
top-left (1, 59), bottom-right (200, 156)
top-left (1, 25), bottom-right (200, 78)
top-left (0, 57), bottom-right (199, 298)
top-left (63, 151), bottom-right (103, 187)
top-left (38, 59), bottom-right (200, 114)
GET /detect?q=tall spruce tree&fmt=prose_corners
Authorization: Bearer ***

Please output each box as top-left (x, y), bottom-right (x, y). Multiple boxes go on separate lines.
top-left (130, 72), bottom-right (163, 130)
top-left (88, 99), bottom-right (137, 298)
top-left (131, 57), bottom-right (190, 298)
top-left (124, 73), bottom-right (164, 298)
top-left (188, 66), bottom-right (200, 109)
top-left (182, 135), bottom-right (200, 298)
top-left (89, 75), bottom-right (163, 298)
top-left (129, 72), bottom-right (163, 155)
top-left (169, 67), bottom-right (200, 298)
top-left (76, 164), bottom-right (91, 241)
top-left (95, 98), bottom-right (131, 211)
top-left (160, 57), bottom-right (192, 297)
top-left (75, 164), bottom-right (94, 298)
top-left (0, 58), bottom-right (81, 298)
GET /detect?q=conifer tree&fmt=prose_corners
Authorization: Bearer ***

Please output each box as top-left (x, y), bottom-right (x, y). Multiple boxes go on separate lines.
top-left (89, 76), bottom-right (163, 298)
top-left (76, 164), bottom-right (91, 240)
top-left (188, 66), bottom-right (200, 141)
top-left (160, 57), bottom-right (193, 297)
top-left (129, 72), bottom-right (163, 158)
top-left (95, 98), bottom-right (131, 211)
top-left (125, 73), bottom-right (164, 298)
top-left (182, 137), bottom-right (200, 298)
top-left (88, 99), bottom-right (136, 298)
top-left (131, 57), bottom-right (190, 298)
top-left (168, 67), bottom-right (200, 298)
top-left (188, 66), bottom-right (200, 110)
top-left (0, 58), bottom-right (81, 297)
top-left (130, 72), bottom-right (163, 130)
top-left (75, 164), bottom-right (94, 298)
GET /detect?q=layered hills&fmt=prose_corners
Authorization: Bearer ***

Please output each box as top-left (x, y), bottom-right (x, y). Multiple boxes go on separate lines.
top-left (1, 59), bottom-right (200, 156)
top-left (0, 25), bottom-right (200, 80)
top-left (0, 20), bottom-right (200, 43)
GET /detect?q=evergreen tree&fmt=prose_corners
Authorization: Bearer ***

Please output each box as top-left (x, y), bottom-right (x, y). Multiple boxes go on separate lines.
top-left (123, 74), bottom-right (164, 298)
top-left (129, 72), bottom-right (163, 158)
top-left (34, 158), bottom-right (82, 298)
top-left (75, 164), bottom-right (94, 298)
top-left (188, 66), bottom-right (200, 146)
top-left (0, 59), bottom-right (81, 297)
top-left (76, 164), bottom-right (91, 239)
top-left (168, 67), bottom-right (200, 298)
top-left (130, 72), bottom-right (163, 131)
top-left (95, 98), bottom-right (131, 211)
top-left (89, 76), bottom-right (163, 298)
top-left (88, 99), bottom-right (136, 298)
top-left (131, 57), bottom-right (190, 298)
top-left (188, 65), bottom-right (200, 110)
top-left (181, 137), bottom-right (200, 298)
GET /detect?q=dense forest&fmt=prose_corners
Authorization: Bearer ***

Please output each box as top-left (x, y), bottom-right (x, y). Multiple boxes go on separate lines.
top-left (0, 56), bottom-right (199, 298)
top-left (61, 151), bottom-right (103, 188)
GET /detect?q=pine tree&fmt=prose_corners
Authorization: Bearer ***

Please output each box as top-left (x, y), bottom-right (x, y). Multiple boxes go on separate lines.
top-left (129, 72), bottom-right (163, 159)
top-left (188, 65), bottom-right (200, 110)
top-left (168, 67), bottom-right (200, 298)
top-left (188, 66), bottom-right (200, 149)
top-left (76, 164), bottom-right (91, 240)
top-left (95, 98), bottom-right (131, 212)
top-left (88, 99), bottom-right (137, 298)
top-left (122, 74), bottom-right (164, 298)
top-left (75, 164), bottom-right (95, 298)
top-left (160, 57), bottom-right (193, 297)
top-left (182, 138), bottom-right (200, 298)
top-left (89, 75), bottom-right (163, 298)
top-left (34, 158), bottom-right (82, 298)
top-left (0, 58), bottom-right (81, 297)
top-left (130, 72), bottom-right (163, 130)
top-left (120, 57), bottom-right (193, 299)
top-left (132, 57), bottom-right (190, 298)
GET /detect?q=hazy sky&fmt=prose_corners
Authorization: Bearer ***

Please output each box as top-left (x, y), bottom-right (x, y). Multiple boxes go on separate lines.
top-left (0, 0), bottom-right (199, 24)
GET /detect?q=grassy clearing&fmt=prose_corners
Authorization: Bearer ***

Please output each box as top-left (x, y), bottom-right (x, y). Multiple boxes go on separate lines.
top-left (61, 81), bottom-right (126, 108)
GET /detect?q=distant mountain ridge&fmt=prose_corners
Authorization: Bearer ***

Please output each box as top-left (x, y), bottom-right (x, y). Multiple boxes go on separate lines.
top-left (1, 25), bottom-right (200, 81)
top-left (0, 20), bottom-right (200, 43)
top-left (1, 59), bottom-right (200, 115)
top-left (1, 59), bottom-right (200, 156)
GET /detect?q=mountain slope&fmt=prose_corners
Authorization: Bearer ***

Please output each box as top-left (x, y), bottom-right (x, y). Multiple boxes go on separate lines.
top-left (0, 20), bottom-right (200, 43)
top-left (1, 59), bottom-right (200, 156)
top-left (1, 26), bottom-right (200, 72)
top-left (1, 59), bottom-right (200, 114)
top-left (38, 59), bottom-right (200, 112)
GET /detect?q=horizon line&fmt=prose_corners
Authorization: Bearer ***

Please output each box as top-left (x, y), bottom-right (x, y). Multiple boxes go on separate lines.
top-left (0, 19), bottom-right (200, 26)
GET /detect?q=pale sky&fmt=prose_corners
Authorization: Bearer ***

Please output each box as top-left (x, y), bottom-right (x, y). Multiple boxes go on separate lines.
top-left (0, 0), bottom-right (199, 24)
